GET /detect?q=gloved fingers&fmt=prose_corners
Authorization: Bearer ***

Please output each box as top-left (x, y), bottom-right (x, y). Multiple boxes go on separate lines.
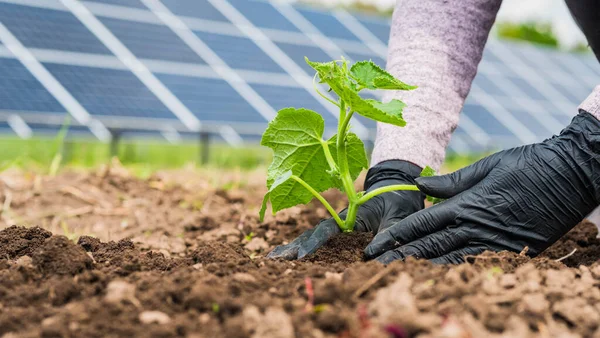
top-left (429, 245), bottom-right (489, 265)
top-left (353, 198), bottom-right (384, 233)
top-left (373, 227), bottom-right (470, 264)
top-left (267, 228), bottom-right (315, 260)
top-left (297, 218), bottom-right (341, 259)
top-left (364, 202), bottom-right (455, 259)
top-left (415, 153), bottom-right (502, 199)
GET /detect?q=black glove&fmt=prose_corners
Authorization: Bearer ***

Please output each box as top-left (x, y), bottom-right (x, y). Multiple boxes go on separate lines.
top-left (365, 112), bottom-right (600, 264)
top-left (267, 160), bottom-right (425, 260)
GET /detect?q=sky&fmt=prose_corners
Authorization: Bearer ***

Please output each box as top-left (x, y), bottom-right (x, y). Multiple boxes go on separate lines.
top-left (298, 0), bottom-right (587, 48)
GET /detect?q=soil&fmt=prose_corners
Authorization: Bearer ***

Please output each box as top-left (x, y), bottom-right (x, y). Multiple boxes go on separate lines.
top-left (1, 163), bottom-right (600, 338)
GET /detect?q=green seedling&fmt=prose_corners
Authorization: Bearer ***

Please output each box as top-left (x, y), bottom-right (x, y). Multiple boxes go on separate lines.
top-left (244, 232), bottom-right (255, 242)
top-left (260, 57), bottom-right (433, 232)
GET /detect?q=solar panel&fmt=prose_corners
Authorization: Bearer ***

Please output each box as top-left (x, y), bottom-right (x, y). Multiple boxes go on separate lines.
top-left (249, 84), bottom-right (338, 125)
top-left (0, 2), bottom-right (111, 55)
top-left (194, 31), bottom-right (286, 73)
top-left (351, 13), bottom-right (390, 44)
top-left (0, 0), bottom-right (597, 154)
top-left (99, 16), bottom-right (206, 64)
top-left (161, 0), bottom-right (229, 23)
top-left (83, 0), bottom-right (146, 10)
top-left (228, 0), bottom-right (300, 32)
top-left (295, 6), bottom-right (361, 42)
top-left (43, 63), bottom-right (175, 119)
top-left (155, 74), bottom-right (266, 123)
top-left (0, 58), bottom-right (64, 113)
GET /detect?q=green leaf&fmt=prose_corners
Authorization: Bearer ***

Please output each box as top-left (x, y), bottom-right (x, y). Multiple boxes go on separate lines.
top-left (363, 99), bottom-right (407, 127)
top-left (306, 58), bottom-right (407, 126)
top-left (328, 132), bottom-right (368, 187)
top-left (260, 108), bottom-right (339, 218)
top-left (420, 165), bottom-right (436, 177)
top-left (350, 61), bottom-right (417, 90)
top-left (305, 57), bottom-right (348, 93)
top-left (418, 166), bottom-right (445, 204)
top-left (260, 170), bottom-right (296, 220)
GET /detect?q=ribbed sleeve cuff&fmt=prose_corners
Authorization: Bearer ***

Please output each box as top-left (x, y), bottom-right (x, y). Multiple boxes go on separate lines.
top-left (579, 86), bottom-right (600, 121)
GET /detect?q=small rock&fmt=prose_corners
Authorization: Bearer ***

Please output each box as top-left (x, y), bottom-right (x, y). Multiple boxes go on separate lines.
top-left (198, 313), bottom-right (211, 324)
top-left (105, 280), bottom-right (139, 306)
top-left (233, 273), bottom-right (257, 283)
top-left (325, 272), bottom-right (342, 281)
top-left (244, 237), bottom-right (268, 252)
top-left (519, 293), bottom-right (548, 316)
top-left (41, 316), bottom-right (60, 327)
top-left (192, 263), bottom-right (203, 270)
top-left (139, 311), bottom-right (171, 325)
top-left (243, 306), bottom-right (294, 338)
top-left (15, 255), bottom-right (32, 267)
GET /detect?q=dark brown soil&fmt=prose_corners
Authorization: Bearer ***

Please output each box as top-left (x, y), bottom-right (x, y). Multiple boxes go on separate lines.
top-left (0, 167), bottom-right (599, 337)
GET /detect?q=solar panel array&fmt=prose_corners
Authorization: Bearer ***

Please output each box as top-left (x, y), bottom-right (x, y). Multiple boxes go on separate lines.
top-left (0, 0), bottom-right (598, 153)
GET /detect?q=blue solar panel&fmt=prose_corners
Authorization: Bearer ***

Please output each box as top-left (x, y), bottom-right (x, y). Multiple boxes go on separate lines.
top-left (462, 103), bottom-right (513, 137)
top-left (539, 101), bottom-right (574, 125)
top-left (161, 0), bottom-right (229, 22)
top-left (228, 0), bottom-right (300, 32)
top-left (549, 81), bottom-right (587, 104)
top-left (345, 52), bottom-right (386, 69)
top-left (296, 7), bottom-right (360, 42)
top-left (99, 17), bottom-right (206, 64)
top-left (275, 42), bottom-right (330, 75)
top-left (0, 122), bottom-right (13, 134)
top-left (44, 63), bottom-right (175, 119)
top-left (0, 58), bottom-right (64, 113)
top-left (83, 0), bottom-right (146, 9)
top-left (481, 48), bottom-right (503, 65)
top-left (0, 3), bottom-right (112, 55)
top-left (249, 84), bottom-right (338, 126)
top-left (195, 31), bottom-right (286, 73)
top-left (505, 108), bottom-right (555, 136)
top-left (473, 73), bottom-right (506, 96)
top-left (507, 76), bottom-right (547, 101)
top-left (156, 74), bottom-right (265, 123)
top-left (353, 14), bottom-right (390, 44)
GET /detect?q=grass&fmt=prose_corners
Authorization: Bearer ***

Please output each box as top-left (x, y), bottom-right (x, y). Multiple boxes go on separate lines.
top-left (0, 135), bottom-right (483, 175)
top-left (0, 136), bottom-right (271, 174)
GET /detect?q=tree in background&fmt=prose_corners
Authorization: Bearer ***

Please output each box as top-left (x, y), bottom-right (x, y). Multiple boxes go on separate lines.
top-left (496, 22), bottom-right (559, 48)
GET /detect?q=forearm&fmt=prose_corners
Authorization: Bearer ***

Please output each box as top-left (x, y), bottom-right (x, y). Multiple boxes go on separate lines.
top-left (371, 0), bottom-right (502, 170)
top-left (579, 86), bottom-right (600, 120)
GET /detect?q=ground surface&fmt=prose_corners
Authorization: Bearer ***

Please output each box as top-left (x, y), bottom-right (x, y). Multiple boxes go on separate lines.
top-left (1, 163), bottom-right (600, 338)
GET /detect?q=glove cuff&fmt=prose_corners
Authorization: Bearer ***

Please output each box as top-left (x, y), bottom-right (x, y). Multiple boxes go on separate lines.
top-left (559, 112), bottom-right (600, 149)
top-left (364, 160), bottom-right (423, 190)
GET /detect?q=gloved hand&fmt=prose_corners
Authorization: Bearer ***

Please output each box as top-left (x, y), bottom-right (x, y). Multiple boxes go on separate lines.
top-left (267, 160), bottom-right (425, 260)
top-left (365, 112), bottom-right (600, 264)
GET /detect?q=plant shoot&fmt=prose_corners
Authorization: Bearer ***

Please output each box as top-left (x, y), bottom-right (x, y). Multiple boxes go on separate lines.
top-left (260, 57), bottom-right (430, 232)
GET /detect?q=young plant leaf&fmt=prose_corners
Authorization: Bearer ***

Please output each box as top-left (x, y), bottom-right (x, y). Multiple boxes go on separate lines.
top-left (419, 166), bottom-right (445, 204)
top-left (305, 58), bottom-right (348, 95)
top-left (363, 99), bottom-right (407, 127)
top-left (328, 132), bottom-right (368, 186)
top-left (420, 165), bottom-right (436, 177)
top-left (259, 170), bottom-right (293, 220)
top-left (350, 61), bottom-right (417, 91)
top-left (260, 108), bottom-right (340, 219)
top-left (306, 58), bottom-right (407, 127)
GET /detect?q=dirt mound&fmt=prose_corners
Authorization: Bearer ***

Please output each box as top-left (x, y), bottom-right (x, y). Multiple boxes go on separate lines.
top-left (0, 225), bottom-right (51, 259)
top-left (304, 232), bottom-right (373, 265)
top-left (1, 170), bottom-right (600, 337)
top-left (0, 223), bottom-right (598, 338)
top-left (32, 235), bottom-right (93, 275)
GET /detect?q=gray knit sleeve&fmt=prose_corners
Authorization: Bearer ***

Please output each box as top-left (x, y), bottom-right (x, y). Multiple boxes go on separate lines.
top-left (370, 0), bottom-right (503, 170)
